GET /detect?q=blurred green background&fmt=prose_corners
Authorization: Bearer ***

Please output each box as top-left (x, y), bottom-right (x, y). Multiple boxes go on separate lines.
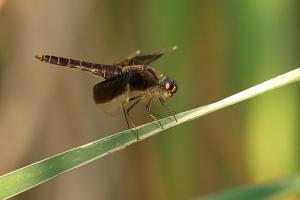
top-left (0, 0), bottom-right (299, 199)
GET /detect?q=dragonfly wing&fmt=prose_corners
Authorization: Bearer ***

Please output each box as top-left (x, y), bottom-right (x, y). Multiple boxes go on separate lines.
top-left (93, 73), bottom-right (129, 115)
top-left (116, 46), bottom-right (177, 66)
top-left (114, 50), bottom-right (141, 66)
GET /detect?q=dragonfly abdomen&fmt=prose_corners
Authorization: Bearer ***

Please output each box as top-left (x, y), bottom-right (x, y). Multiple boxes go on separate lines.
top-left (35, 54), bottom-right (122, 78)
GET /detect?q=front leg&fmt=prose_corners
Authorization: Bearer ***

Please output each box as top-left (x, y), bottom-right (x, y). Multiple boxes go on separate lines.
top-left (159, 97), bottom-right (178, 122)
top-left (146, 97), bottom-right (164, 128)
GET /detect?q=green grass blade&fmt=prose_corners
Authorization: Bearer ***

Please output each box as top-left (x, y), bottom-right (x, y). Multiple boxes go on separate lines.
top-left (0, 68), bottom-right (299, 199)
top-left (199, 174), bottom-right (300, 200)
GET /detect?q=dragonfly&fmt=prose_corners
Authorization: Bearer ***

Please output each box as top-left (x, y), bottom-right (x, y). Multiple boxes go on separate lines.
top-left (35, 46), bottom-right (178, 139)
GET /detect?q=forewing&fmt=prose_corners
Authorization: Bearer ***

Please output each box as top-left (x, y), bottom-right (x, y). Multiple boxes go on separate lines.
top-left (93, 73), bottom-right (129, 115)
top-left (116, 46), bottom-right (177, 66)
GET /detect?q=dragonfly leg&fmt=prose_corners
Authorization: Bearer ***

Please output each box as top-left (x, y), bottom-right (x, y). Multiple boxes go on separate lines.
top-left (146, 98), bottom-right (163, 129)
top-left (129, 96), bottom-right (141, 101)
top-left (122, 103), bottom-right (130, 129)
top-left (159, 97), bottom-right (178, 122)
top-left (123, 95), bottom-right (142, 129)
top-left (126, 97), bottom-right (142, 140)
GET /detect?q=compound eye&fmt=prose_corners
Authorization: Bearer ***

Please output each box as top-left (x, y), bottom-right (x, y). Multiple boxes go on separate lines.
top-left (165, 82), bottom-right (170, 90)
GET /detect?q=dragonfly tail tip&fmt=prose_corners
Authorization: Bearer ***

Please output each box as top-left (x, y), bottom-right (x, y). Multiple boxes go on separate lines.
top-left (35, 54), bottom-right (43, 61)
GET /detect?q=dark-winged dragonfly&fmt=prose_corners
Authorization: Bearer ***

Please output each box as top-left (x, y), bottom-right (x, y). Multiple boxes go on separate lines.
top-left (35, 46), bottom-right (178, 139)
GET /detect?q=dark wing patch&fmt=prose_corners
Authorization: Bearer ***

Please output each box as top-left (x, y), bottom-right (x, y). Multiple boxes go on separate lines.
top-left (93, 73), bottom-right (128, 104)
top-left (116, 46), bottom-right (177, 66)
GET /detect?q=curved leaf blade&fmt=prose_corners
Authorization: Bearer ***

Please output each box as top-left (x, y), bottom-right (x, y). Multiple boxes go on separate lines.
top-left (0, 68), bottom-right (299, 199)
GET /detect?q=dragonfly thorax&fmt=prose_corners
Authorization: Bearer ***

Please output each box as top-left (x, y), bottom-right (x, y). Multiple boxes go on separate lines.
top-left (159, 77), bottom-right (178, 99)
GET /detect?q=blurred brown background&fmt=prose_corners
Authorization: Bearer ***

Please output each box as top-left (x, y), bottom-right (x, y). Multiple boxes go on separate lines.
top-left (0, 0), bottom-right (299, 199)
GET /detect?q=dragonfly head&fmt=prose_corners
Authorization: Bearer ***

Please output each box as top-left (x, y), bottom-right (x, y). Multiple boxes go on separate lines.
top-left (159, 77), bottom-right (178, 99)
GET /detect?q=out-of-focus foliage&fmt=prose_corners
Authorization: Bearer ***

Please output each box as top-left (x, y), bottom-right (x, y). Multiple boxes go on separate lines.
top-left (0, 0), bottom-right (299, 199)
top-left (0, 0), bottom-right (6, 10)
top-left (200, 174), bottom-right (300, 200)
